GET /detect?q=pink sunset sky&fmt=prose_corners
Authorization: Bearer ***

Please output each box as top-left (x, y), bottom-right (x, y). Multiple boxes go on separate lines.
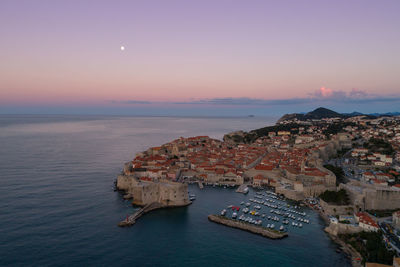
top-left (1, 0), bottom-right (400, 115)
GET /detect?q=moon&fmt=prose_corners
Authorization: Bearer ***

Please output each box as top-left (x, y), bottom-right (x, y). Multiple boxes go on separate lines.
top-left (120, 46), bottom-right (125, 51)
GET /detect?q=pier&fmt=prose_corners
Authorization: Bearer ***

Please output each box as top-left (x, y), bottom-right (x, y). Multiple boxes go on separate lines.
top-left (208, 215), bottom-right (288, 239)
top-left (118, 202), bottom-right (162, 227)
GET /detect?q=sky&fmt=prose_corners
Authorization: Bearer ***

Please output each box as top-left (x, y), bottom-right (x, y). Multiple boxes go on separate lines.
top-left (1, 0), bottom-right (400, 116)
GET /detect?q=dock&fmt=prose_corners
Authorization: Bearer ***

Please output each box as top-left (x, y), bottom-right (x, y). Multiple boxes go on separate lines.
top-left (118, 202), bottom-right (162, 227)
top-left (208, 215), bottom-right (288, 239)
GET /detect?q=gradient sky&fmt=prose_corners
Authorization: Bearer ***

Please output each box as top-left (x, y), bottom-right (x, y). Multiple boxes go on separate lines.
top-left (1, 0), bottom-right (400, 116)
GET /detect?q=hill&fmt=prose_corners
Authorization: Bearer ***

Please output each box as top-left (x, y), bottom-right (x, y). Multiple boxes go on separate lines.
top-left (277, 107), bottom-right (343, 123)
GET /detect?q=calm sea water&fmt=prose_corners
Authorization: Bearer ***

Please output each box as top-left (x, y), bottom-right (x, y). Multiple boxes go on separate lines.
top-left (0, 115), bottom-right (350, 266)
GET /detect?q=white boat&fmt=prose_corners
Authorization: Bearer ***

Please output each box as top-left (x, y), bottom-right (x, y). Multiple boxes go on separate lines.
top-left (220, 209), bottom-right (227, 216)
top-left (243, 187), bottom-right (249, 194)
top-left (270, 224), bottom-right (275, 229)
top-left (240, 201), bottom-right (244, 205)
top-left (279, 225), bottom-right (284, 231)
top-left (232, 212), bottom-right (237, 219)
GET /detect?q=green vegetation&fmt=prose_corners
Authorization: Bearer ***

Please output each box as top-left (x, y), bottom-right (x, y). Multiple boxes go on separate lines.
top-left (324, 164), bottom-right (346, 185)
top-left (319, 189), bottom-right (350, 205)
top-left (249, 123), bottom-right (300, 141)
top-left (363, 138), bottom-right (394, 155)
top-left (339, 231), bottom-right (395, 265)
top-left (322, 122), bottom-right (356, 137)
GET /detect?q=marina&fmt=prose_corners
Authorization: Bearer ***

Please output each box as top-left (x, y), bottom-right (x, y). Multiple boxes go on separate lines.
top-left (217, 188), bottom-right (312, 235)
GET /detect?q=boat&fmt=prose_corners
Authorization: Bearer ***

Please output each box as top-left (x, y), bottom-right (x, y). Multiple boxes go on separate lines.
top-left (243, 187), bottom-right (249, 194)
top-left (220, 209), bottom-right (227, 216)
top-left (279, 225), bottom-right (284, 231)
top-left (232, 212), bottom-right (237, 219)
top-left (240, 201), bottom-right (244, 205)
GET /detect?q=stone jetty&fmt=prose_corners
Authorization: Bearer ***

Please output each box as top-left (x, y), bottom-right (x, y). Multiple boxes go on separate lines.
top-left (208, 215), bottom-right (288, 239)
top-left (118, 202), bottom-right (162, 227)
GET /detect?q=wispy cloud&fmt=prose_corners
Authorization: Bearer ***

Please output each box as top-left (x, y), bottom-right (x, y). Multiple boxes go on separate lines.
top-left (109, 87), bottom-right (400, 106)
top-left (109, 100), bottom-right (152, 104)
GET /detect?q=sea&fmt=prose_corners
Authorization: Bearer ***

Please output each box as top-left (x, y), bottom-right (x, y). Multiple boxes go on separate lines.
top-left (0, 115), bottom-right (351, 267)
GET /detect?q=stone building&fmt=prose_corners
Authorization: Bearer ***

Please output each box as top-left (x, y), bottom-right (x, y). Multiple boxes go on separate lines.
top-left (117, 175), bottom-right (190, 207)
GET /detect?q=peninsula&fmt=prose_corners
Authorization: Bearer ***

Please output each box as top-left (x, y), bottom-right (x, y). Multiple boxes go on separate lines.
top-left (116, 107), bottom-right (400, 265)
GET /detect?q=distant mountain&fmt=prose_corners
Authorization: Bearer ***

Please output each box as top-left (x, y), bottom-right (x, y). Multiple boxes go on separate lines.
top-left (277, 107), bottom-right (343, 123)
top-left (305, 107), bottom-right (343, 119)
top-left (368, 112), bottom-right (400, 117)
top-left (277, 107), bottom-right (400, 123)
top-left (343, 111), bottom-right (363, 116)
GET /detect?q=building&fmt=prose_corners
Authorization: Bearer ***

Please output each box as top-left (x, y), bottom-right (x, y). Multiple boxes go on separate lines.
top-left (355, 212), bottom-right (379, 232)
top-left (117, 175), bottom-right (190, 207)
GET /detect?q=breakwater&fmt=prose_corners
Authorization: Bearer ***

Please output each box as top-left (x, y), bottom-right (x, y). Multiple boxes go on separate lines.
top-left (208, 215), bottom-right (288, 239)
top-left (118, 202), bottom-right (162, 227)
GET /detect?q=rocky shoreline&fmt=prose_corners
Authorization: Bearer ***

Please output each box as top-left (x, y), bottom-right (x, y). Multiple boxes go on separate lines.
top-left (208, 214), bottom-right (288, 239)
top-left (312, 206), bottom-right (363, 266)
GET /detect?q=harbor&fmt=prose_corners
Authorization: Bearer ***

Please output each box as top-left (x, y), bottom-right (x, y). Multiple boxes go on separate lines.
top-left (215, 188), bottom-right (312, 235)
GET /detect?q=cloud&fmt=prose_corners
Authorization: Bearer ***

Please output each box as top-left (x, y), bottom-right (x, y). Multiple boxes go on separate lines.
top-left (349, 88), bottom-right (368, 98)
top-left (173, 97), bottom-right (310, 106)
top-left (310, 87), bottom-right (347, 99)
top-left (109, 87), bottom-right (400, 107)
top-left (109, 100), bottom-right (152, 104)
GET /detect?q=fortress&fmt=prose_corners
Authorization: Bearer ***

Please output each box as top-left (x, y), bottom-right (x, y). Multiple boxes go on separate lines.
top-left (117, 162), bottom-right (190, 207)
top-left (340, 181), bottom-right (400, 211)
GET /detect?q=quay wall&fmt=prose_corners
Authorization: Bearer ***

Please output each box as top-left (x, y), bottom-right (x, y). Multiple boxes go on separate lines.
top-left (208, 215), bottom-right (288, 239)
top-left (275, 186), bottom-right (304, 201)
top-left (320, 199), bottom-right (354, 216)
